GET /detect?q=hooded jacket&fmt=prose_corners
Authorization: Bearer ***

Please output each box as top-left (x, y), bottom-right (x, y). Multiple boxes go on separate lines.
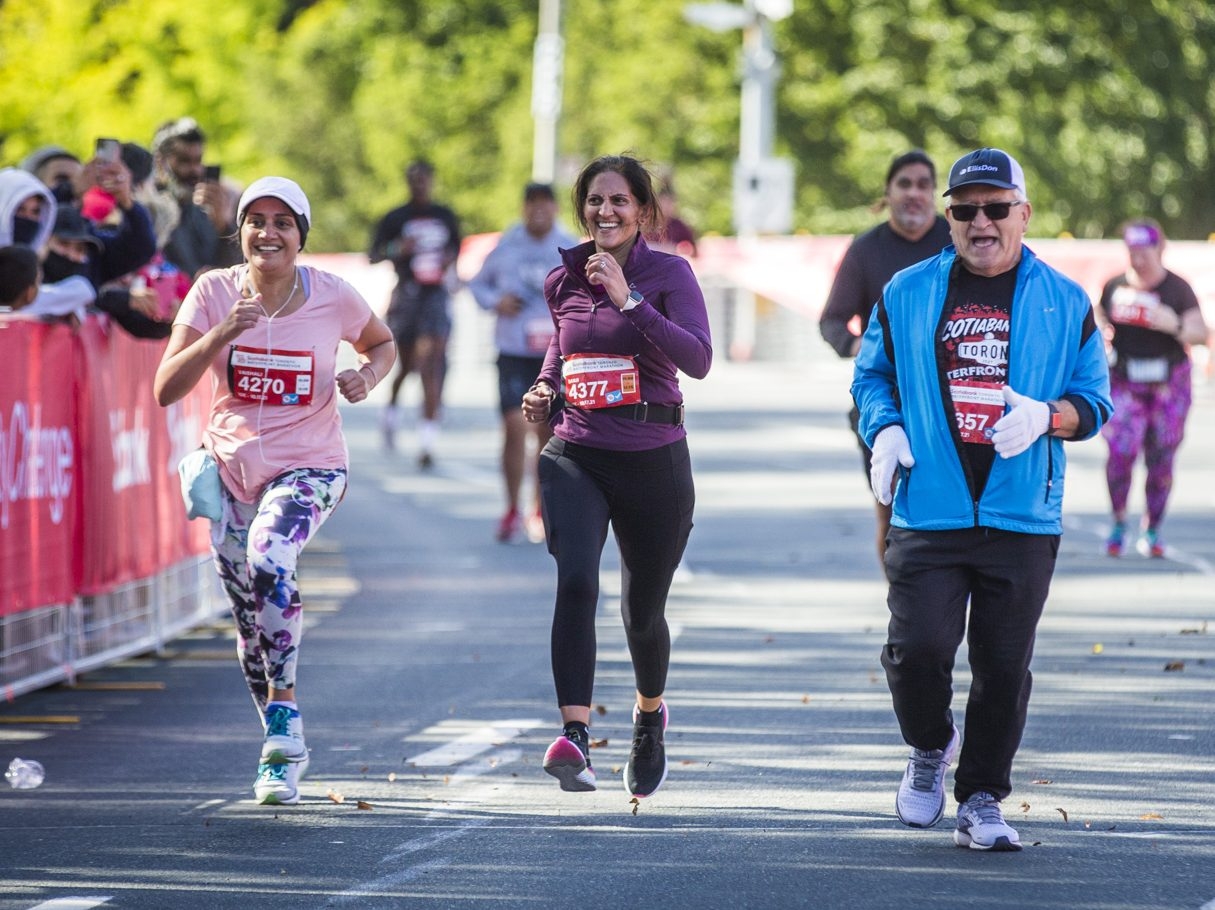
top-left (852, 245), bottom-right (1112, 535)
top-left (0, 167), bottom-right (55, 251)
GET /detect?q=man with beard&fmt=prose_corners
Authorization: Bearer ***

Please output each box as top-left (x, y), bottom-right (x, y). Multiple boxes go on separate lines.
top-left (152, 117), bottom-right (241, 279)
top-left (819, 150), bottom-right (952, 569)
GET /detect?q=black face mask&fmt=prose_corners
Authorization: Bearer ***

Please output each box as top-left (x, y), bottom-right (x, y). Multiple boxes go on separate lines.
top-left (42, 251), bottom-right (90, 284)
top-left (12, 216), bottom-right (41, 247)
top-left (51, 178), bottom-right (75, 205)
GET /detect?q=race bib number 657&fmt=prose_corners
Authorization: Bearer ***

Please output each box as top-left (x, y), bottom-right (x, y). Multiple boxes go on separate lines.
top-left (950, 380), bottom-right (1004, 444)
top-left (228, 346), bottom-right (315, 406)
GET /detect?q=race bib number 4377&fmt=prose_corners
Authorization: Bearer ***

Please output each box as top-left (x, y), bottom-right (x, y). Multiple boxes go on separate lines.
top-left (561, 353), bottom-right (641, 409)
top-left (228, 346), bottom-right (315, 406)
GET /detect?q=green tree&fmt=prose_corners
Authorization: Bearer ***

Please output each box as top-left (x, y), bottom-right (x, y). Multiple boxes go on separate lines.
top-left (3, 0), bottom-right (1213, 247)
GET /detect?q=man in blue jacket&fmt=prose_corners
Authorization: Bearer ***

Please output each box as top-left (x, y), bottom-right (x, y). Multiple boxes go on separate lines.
top-left (852, 148), bottom-right (1112, 852)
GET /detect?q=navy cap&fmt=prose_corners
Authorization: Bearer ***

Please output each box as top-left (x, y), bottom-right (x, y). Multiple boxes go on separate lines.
top-left (53, 206), bottom-right (102, 248)
top-left (944, 148), bottom-right (1026, 197)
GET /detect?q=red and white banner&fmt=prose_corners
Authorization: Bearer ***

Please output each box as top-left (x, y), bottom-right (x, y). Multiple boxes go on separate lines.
top-left (1, 317), bottom-right (211, 615)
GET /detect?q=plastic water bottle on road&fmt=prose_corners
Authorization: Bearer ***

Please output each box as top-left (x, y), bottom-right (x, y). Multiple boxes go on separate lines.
top-left (5, 757), bottom-right (45, 789)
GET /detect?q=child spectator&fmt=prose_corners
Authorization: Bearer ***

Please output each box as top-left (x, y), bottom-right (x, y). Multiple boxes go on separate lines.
top-left (0, 245), bottom-right (40, 311)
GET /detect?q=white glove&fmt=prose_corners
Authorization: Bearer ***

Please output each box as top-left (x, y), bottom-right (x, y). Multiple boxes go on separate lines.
top-left (870, 425), bottom-right (915, 505)
top-left (990, 386), bottom-right (1050, 458)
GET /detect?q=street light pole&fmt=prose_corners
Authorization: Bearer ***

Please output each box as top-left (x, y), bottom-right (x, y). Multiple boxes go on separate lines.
top-left (532, 0), bottom-right (563, 183)
top-left (684, 0), bottom-right (793, 236)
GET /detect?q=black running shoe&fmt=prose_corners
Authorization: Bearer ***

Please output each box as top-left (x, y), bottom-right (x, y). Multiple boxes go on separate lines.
top-left (624, 703), bottom-right (668, 798)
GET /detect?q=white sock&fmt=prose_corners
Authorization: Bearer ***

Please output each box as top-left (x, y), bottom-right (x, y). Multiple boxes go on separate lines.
top-left (419, 419), bottom-right (439, 451)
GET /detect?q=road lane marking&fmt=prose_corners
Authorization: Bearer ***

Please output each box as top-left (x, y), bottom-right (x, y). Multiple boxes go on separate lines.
top-left (405, 719), bottom-right (542, 767)
top-left (28, 899), bottom-right (112, 910)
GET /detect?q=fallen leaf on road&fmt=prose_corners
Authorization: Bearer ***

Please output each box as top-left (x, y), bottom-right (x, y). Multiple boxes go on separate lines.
top-left (388, 772), bottom-right (397, 782)
top-left (1091, 643), bottom-right (1104, 654)
top-left (630, 797), bottom-right (640, 816)
top-left (1140, 812), bottom-right (1164, 820)
top-left (1020, 802), bottom-right (1031, 814)
top-left (357, 801), bottom-right (373, 810)
top-left (801, 695), bottom-right (811, 704)
top-left (327, 790), bottom-right (344, 804)
top-left (1031, 779), bottom-right (1052, 785)
top-left (594, 704), bottom-right (608, 716)
top-left (1163, 661), bottom-right (1185, 672)
top-left (1055, 807), bottom-right (1068, 823)
top-left (590, 738), bottom-right (608, 749)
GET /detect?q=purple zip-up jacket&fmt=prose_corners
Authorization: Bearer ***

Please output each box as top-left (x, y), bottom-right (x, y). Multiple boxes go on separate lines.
top-left (538, 236), bottom-right (712, 451)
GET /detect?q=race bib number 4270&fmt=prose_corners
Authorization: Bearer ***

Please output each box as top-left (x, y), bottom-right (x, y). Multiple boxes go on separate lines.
top-left (228, 346), bottom-right (315, 406)
top-left (561, 353), bottom-right (641, 409)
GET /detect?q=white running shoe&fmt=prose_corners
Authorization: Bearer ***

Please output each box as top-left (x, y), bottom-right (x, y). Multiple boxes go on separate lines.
top-left (261, 704), bottom-right (307, 764)
top-left (954, 790), bottom-right (1023, 851)
top-left (895, 725), bottom-right (960, 828)
top-left (254, 752), bottom-right (309, 806)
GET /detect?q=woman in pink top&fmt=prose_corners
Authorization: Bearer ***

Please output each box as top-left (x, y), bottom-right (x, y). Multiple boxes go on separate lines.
top-left (154, 177), bottom-right (395, 806)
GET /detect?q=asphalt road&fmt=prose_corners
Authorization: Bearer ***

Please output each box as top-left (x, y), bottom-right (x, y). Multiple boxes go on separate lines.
top-left (1, 307), bottom-right (1213, 909)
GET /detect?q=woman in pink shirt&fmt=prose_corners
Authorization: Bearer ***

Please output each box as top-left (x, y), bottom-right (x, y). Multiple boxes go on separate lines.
top-left (155, 176), bottom-right (395, 806)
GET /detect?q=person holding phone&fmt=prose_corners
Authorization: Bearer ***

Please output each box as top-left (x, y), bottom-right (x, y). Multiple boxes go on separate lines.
top-left (853, 148), bottom-right (1112, 851)
top-left (521, 154), bottom-right (712, 799)
top-left (154, 176), bottom-right (396, 806)
top-left (152, 117), bottom-right (241, 277)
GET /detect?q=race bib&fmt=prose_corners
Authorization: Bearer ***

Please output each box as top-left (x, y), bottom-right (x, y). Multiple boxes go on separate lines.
top-left (228, 346), bottom-right (315, 406)
top-left (950, 380), bottom-right (1004, 445)
top-left (561, 353), bottom-right (641, 409)
top-left (526, 318), bottom-right (555, 354)
top-left (1125, 357), bottom-right (1169, 384)
top-left (1109, 286), bottom-right (1158, 329)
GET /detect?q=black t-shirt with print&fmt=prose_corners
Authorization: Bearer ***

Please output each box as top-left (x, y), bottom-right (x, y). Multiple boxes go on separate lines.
top-left (939, 264), bottom-right (1018, 497)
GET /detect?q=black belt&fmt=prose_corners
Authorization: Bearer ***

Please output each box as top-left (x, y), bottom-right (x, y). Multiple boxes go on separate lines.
top-left (601, 402), bottom-right (685, 426)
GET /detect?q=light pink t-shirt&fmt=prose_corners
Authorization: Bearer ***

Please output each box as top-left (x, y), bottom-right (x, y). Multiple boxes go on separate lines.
top-left (176, 264), bottom-right (374, 503)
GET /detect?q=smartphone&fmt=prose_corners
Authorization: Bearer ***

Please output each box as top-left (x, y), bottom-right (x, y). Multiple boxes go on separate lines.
top-left (95, 137), bottom-right (121, 163)
top-left (204, 164), bottom-right (222, 182)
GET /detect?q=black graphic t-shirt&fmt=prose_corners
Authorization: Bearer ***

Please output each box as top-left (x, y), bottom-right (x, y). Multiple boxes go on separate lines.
top-left (938, 265), bottom-right (1018, 496)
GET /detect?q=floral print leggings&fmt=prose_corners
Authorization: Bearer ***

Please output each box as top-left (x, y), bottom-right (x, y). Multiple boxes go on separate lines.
top-left (1102, 359), bottom-right (1192, 528)
top-left (211, 468), bottom-right (347, 712)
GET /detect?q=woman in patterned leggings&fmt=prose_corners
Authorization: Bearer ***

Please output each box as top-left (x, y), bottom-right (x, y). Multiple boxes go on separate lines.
top-left (156, 177), bottom-right (395, 805)
top-left (1096, 220), bottom-right (1209, 558)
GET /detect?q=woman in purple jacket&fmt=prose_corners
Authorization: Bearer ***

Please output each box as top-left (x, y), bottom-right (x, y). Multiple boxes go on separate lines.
top-left (522, 155), bottom-right (712, 799)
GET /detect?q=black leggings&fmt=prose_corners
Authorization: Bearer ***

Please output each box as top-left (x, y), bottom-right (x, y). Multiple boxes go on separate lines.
top-left (539, 436), bottom-right (695, 706)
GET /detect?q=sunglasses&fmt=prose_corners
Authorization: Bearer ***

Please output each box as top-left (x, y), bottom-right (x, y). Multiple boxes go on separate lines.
top-left (948, 201), bottom-right (1024, 222)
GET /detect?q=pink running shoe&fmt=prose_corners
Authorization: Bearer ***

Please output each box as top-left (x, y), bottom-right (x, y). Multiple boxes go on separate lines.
top-left (543, 727), bottom-right (596, 792)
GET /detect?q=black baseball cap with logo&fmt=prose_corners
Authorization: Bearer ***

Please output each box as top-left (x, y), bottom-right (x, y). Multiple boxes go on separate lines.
top-left (944, 148), bottom-right (1026, 196)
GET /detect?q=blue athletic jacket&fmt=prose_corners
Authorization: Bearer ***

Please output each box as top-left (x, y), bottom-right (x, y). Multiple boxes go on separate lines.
top-left (851, 245), bottom-right (1112, 535)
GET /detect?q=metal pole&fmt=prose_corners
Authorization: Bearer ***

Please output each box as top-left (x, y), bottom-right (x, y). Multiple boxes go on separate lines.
top-left (532, 0), bottom-right (563, 183)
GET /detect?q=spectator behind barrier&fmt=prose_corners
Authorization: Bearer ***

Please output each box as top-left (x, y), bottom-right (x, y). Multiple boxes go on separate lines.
top-left (0, 245), bottom-right (40, 311)
top-left (0, 167), bottom-right (91, 322)
top-left (20, 145), bottom-right (82, 207)
top-left (152, 117), bottom-right (241, 278)
top-left (86, 142), bottom-right (185, 340)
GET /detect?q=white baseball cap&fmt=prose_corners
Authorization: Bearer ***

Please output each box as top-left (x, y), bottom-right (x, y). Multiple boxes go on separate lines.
top-left (237, 176), bottom-right (311, 226)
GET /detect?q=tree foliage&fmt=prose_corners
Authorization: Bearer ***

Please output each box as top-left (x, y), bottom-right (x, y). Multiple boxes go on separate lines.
top-left (2, 0), bottom-right (1213, 249)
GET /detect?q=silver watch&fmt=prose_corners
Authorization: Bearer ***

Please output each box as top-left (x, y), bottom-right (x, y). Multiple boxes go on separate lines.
top-left (623, 289), bottom-right (645, 311)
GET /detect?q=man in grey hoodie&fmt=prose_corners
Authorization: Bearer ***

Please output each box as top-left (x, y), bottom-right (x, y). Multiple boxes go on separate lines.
top-left (469, 182), bottom-right (577, 543)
